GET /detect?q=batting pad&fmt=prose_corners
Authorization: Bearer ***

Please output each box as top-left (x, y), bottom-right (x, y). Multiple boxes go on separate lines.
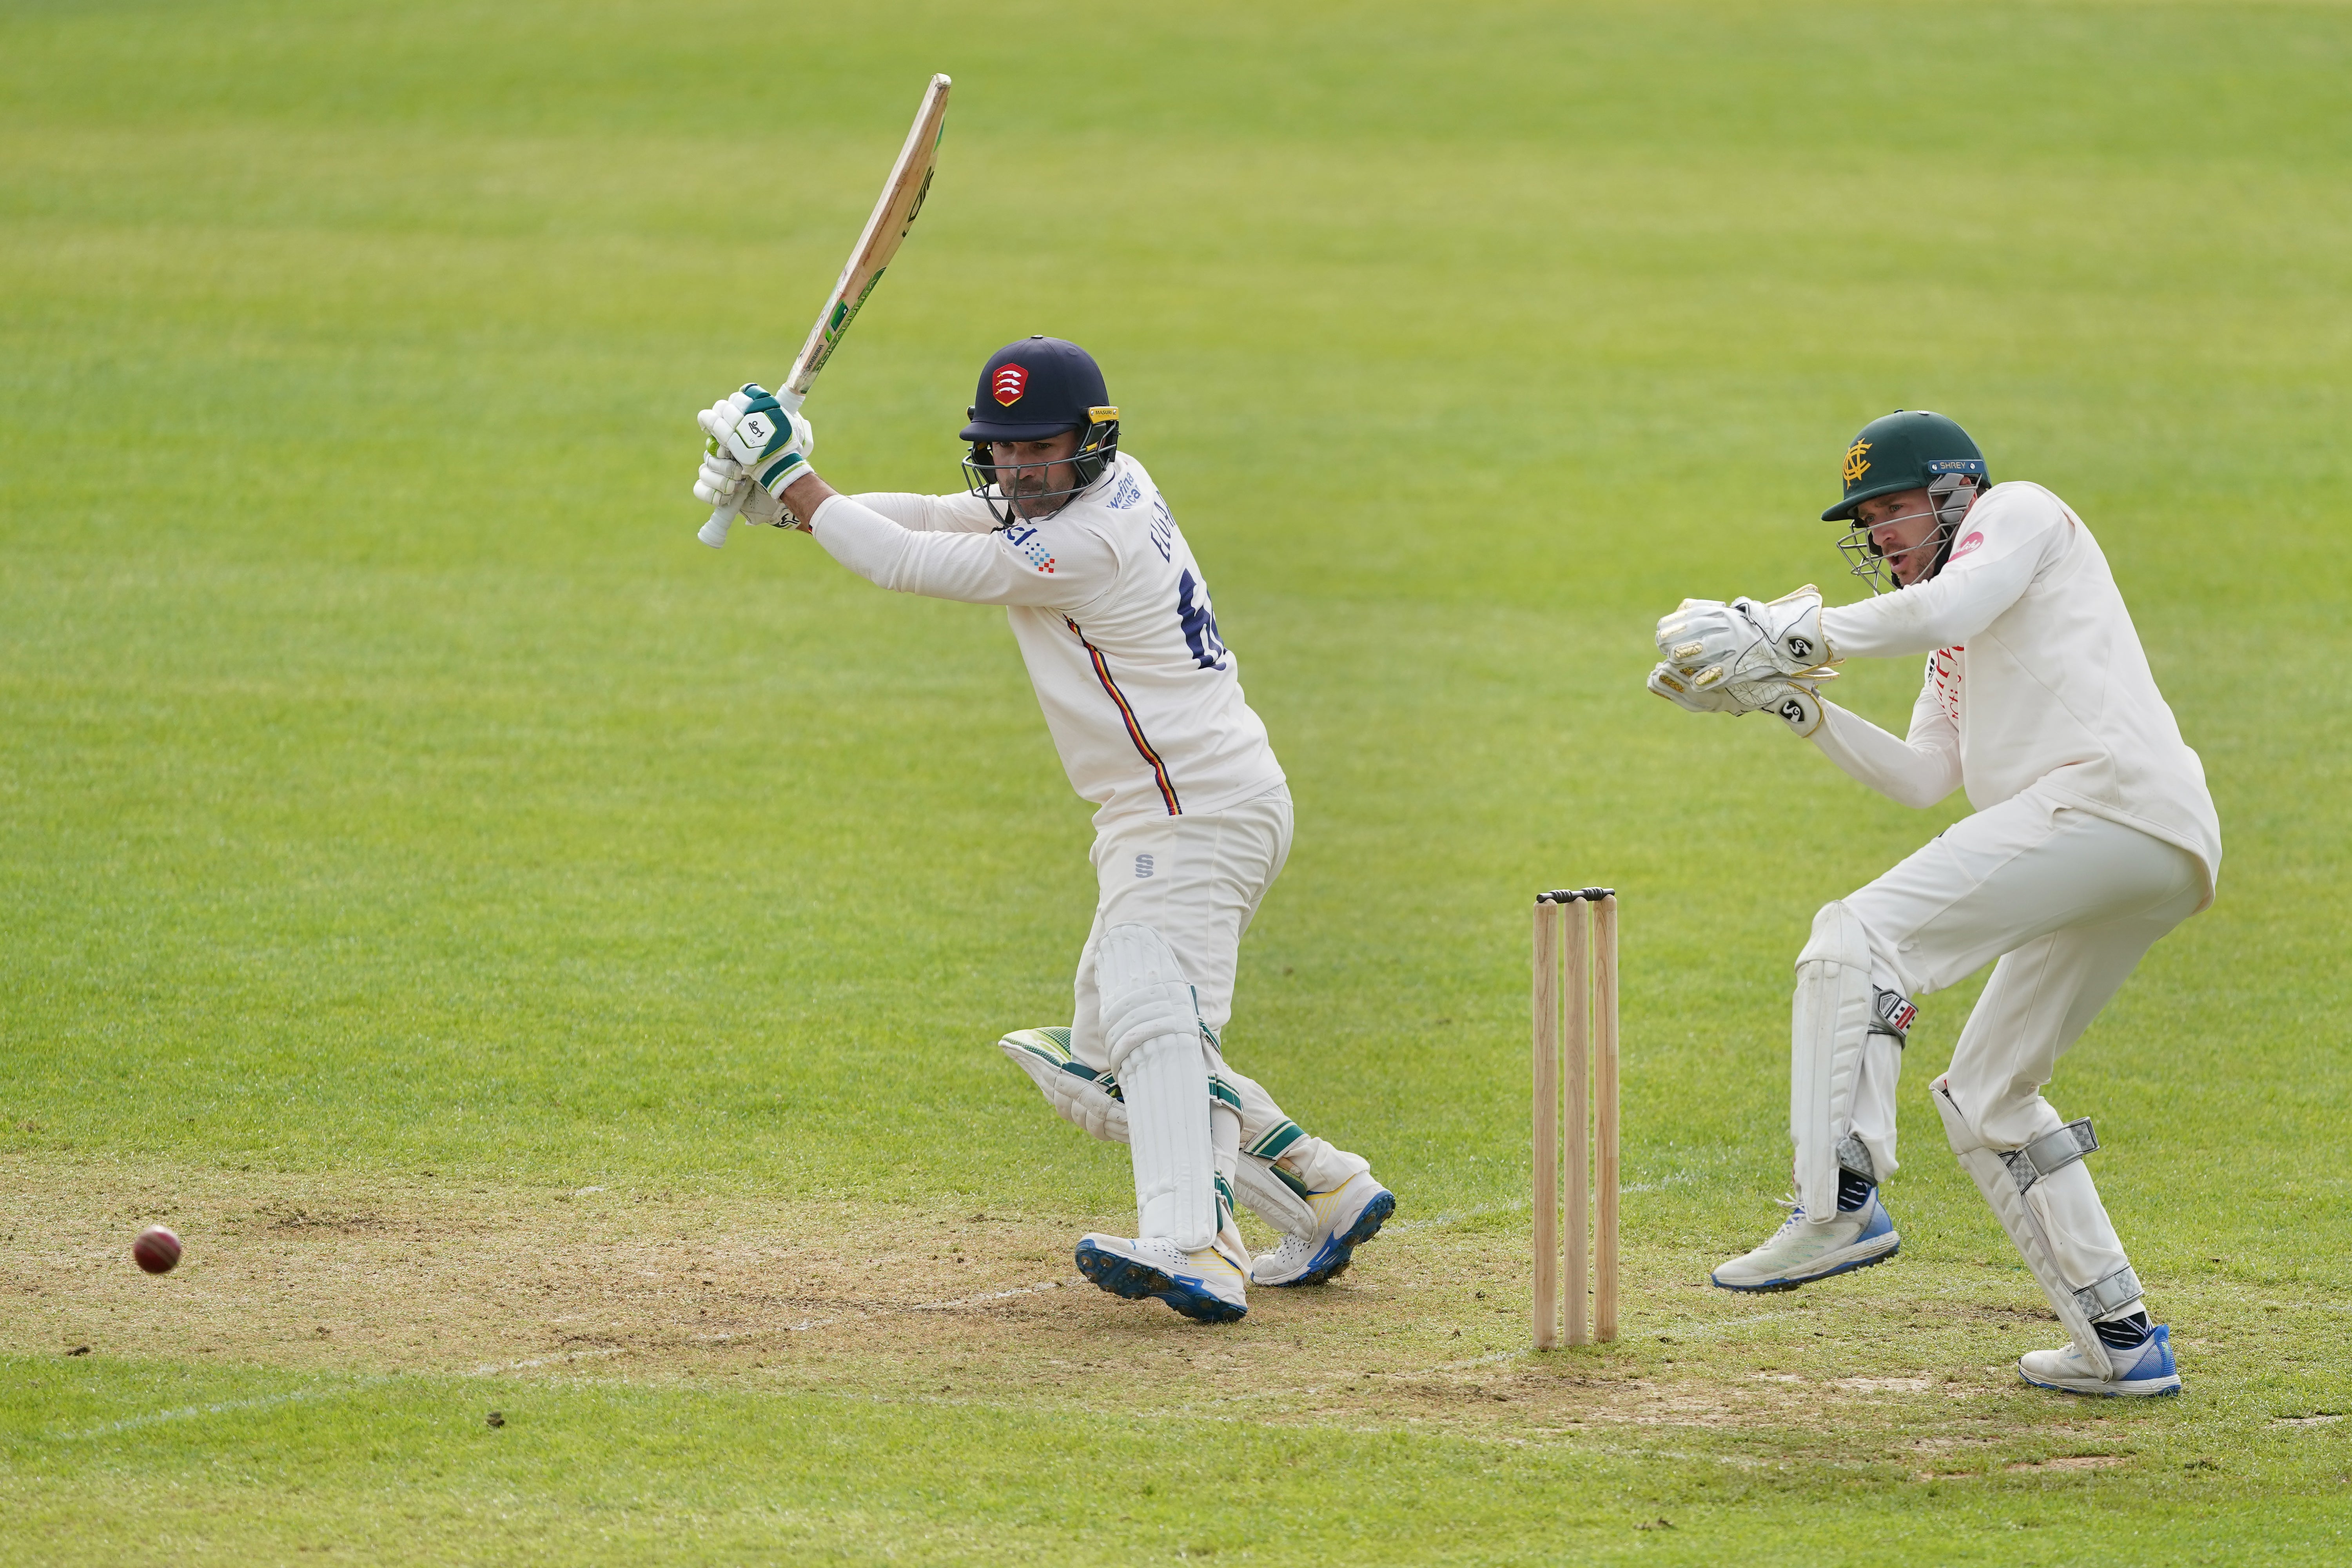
top-left (1935, 1076), bottom-right (2142, 1379)
top-left (996, 1029), bottom-right (1319, 1238)
top-left (1097, 923), bottom-right (1219, 1250)
top-left (1790, 902), bottom-right (1880, 1218)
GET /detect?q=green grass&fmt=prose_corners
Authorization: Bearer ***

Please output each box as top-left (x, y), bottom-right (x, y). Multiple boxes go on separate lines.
top-left (6, 1354), bottom-right (2349, 1567)
top-left (4, 0), bottom-right (2350, 1561)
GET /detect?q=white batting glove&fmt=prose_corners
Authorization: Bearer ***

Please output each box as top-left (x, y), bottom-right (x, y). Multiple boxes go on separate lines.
top-left (693, 384), bottom-right (817, 510)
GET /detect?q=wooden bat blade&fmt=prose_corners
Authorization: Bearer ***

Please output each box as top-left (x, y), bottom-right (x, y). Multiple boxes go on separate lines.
top-left (785, 73), bottom-right (951, 397)
top-left (699, 73), bottom-right (950, 549)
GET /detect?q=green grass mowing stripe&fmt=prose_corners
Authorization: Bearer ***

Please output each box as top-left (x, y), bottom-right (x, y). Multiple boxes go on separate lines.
top-left (7, 1354), bottom-right (2352, 1566)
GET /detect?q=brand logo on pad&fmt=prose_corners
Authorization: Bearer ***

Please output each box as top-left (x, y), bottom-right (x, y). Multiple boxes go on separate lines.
top-left (1950, 529), bottom-right (1985, 562)
top-left (992, 364), bottom-right (1029, 406)
top-left (1843, 439), bottom-right (1872, 485)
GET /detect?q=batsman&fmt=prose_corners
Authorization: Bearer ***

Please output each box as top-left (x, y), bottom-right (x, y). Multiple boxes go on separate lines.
top-left (690, 338), bottom-right (1392, 1325)
top-left (1648, 410), bottom-right (2221, 1396)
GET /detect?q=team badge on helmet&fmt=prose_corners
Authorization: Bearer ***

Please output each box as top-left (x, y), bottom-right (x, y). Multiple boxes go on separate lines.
top-left (1843, 439), bottom-right (1872, 485)
top-left (992, 364), bottom-right (1029, 406)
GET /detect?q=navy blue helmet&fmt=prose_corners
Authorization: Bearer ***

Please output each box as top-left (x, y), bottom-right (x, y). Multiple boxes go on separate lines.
top-left (960, 336), bottom-right (1121, 520)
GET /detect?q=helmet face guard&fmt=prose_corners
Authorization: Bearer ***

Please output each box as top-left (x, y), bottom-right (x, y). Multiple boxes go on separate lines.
top-left (1837, 468), bottom-right (1982, 594)
top-left (962, 408), bottom-right (1120, 523)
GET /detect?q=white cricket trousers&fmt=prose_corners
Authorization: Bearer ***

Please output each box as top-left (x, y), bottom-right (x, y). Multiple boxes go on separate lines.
top-left (1840, 787), bottom-right (2205, 1173)
top-left (1069, 784), bottom-right (1365, 1192)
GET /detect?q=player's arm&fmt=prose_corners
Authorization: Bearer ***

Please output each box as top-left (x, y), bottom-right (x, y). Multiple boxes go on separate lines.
top-left (1807, 670), bottom-right (1962, 809)
top-left (1817, 490), bottom-right (2068, 659)
top-left (846, 490), bottom-right (1002, 534)
top-left (803, 492), bottom-right (1116, 606)
top-left (690, 388), bottom-right (1112, 602)
top-left (692, 388), bottom-right (996, 536)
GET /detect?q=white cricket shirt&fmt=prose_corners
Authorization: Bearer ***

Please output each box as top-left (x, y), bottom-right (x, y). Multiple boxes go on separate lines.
top-left (807, 454), bottom-right (1285, 828)
top-left (1811, 481), bottom-right (2222, 906)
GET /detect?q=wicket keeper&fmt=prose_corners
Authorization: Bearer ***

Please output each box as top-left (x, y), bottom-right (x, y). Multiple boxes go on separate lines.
top-left (690, 338), bottom-right (1393, 1324)
top-left (1648, 410), bottom-right (2221, 1396)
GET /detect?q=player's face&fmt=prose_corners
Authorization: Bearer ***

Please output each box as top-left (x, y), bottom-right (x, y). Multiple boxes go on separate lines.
top-left (990, 431), bottom-right (1083, 519)
top-left (1857, 488), bottom-right (1943, 586)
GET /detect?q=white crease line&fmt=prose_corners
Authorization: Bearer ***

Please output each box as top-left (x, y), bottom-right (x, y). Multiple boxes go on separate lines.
top-left (53, 1384), bottom-right (365, 1441)
top-left (1651, 1309), bottom-right (1811, 1340)
top-left (463, 1348), bottom-right (631, 1376)
top-left (53, 1348), bottom-right (636, 1440)
top-left (1384, 1205), bottom-right (1505, 1232)
top-left (694, 1319), bottom-right (835, 1343)
top-left (693, 1279), bottom-right (1076, 1340)
top-left (1192, 1350), bottom-right (1522, 1408)
top-left (911, 1280), bottom-right (1067, 1312)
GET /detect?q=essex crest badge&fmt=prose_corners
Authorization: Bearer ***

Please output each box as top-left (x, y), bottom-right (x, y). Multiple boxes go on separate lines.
top-left (992, 364), bottom-right (1029, 406)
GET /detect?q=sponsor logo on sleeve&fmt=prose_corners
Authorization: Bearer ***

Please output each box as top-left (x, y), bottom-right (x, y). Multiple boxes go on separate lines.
top-left (1949, 529), bottom-right (1985, 562)
top-left (991, 364), bottom-right (1029, 406)
top-left (1002, 524), bottom-right (1056, 573)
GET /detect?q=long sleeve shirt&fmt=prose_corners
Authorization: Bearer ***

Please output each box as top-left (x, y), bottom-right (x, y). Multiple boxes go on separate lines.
top-left (807, 454), bottom-right (1285, 829)
top-left (1809, 481), bottom-right (2222, 906)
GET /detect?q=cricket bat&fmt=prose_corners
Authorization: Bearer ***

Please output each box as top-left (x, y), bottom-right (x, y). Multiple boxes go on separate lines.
top-left (700, 73), bottom-right (952, 548)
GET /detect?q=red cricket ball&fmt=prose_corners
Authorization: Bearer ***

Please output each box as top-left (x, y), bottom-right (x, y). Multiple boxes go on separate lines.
top-left (132, 1226), bottom-right (182, 1275)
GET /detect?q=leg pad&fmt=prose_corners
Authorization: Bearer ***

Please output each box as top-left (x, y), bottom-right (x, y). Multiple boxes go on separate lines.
top-left (2002, 1118), bottom-right (2097, 1194)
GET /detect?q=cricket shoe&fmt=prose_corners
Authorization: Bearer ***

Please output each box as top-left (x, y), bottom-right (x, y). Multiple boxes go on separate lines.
top-left (2018, 1320), bottom-right (2181, 1398)
top-left (1710, 1190), bottom-right (1900, 1292)
top-left (1075, 1234), bottom-right (1249, 1324)
top-left (1249, 1172), bottom-right (1396, 1288)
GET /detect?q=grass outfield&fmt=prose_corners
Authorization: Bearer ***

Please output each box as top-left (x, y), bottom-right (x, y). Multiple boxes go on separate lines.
top-left (4, 0), bottom-right (2349, 1561)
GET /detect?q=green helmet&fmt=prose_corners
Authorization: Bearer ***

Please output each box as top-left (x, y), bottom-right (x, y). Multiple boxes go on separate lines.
top-left (1821, 410), bottom-right (1988, 522)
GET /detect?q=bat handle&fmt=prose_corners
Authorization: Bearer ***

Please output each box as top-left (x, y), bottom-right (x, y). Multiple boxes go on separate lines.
top-left (698, 495), bottom-right (740, 549)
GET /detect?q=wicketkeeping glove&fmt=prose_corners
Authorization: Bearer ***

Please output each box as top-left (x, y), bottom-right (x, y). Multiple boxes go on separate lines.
top-left (1655, 585), bottom-right (1833, 683)
top-left (693, 384), bottom-right (817, 514)
top-left (1646, 661), bottom-right (1829, 738)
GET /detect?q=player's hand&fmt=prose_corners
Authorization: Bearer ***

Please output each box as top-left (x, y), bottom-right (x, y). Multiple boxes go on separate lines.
top-left (1739, 585), bottom-right (1830, 671)
top-left (1657, 586), bottom-right (1831, 681)
top-left (1646, 661), bottom-right (1828, 738)
top-left (694, 385), bottom-right (817, 507)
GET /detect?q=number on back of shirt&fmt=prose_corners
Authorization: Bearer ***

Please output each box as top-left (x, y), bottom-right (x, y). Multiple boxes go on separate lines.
top-left (1177, 570), bottom-right (1228, 670)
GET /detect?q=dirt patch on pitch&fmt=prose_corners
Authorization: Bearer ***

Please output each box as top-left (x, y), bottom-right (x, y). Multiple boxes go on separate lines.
top-left (0, 1156), bottom-right (2209, 1461)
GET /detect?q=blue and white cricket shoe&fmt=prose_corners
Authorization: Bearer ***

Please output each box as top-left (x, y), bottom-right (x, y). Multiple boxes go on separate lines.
top-left (1075, 1234), bottom-right (1249, 1324)
top-left (1249, 1171), bottom-right (1396, 1288)
top-left (2018, 1323), bottom-right (2182, 1397)
top-left (1710, 1191), bottom-right (1901, 1292)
